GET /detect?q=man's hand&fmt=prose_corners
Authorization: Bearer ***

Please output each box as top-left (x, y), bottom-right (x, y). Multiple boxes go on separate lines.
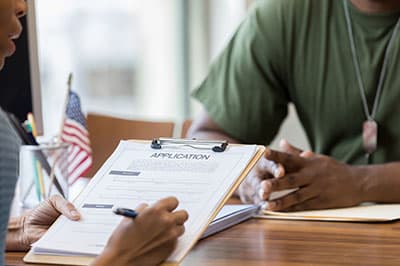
top-left (236, 139), bottom-right (304, 204)
top-left (259, 148), bottom-right (364, 211)
top-left (237, 156), bottom-right (285, 203)
top-left (7, 195), bottom-right (80, 251)
top-left (279, 139), bottom-right (314, 158)
top-left (92, 197), bottom-right (188, 266)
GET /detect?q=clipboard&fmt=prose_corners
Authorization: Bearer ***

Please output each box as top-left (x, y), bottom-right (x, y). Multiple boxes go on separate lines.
top-left (151, 137), bottom-right (229, 152)
top-left (24, 139), bottom-right (265, 265)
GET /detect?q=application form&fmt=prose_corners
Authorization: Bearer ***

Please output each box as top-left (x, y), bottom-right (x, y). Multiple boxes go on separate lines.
top-left (32, 141), bottom-right (259, 263)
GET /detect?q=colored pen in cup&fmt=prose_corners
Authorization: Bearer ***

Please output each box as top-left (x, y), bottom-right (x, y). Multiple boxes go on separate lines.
top-left (113, 207), bottom-right (138, 219)
top-left (27, 113), bottom-right (38, 138)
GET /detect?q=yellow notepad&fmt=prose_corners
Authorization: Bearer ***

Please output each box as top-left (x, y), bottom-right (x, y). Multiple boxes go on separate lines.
top-left (24, 139), bottom-right (265, 265)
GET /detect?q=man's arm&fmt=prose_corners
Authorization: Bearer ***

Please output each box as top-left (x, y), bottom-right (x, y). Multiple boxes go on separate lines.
top-left (187, 111), bottom-right (240, 143)
top-left (355, 162), bottom-right (400, 203)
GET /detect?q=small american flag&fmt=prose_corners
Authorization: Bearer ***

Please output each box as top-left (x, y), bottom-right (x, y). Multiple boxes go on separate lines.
top-left (61, 90), bottom-right (92, 184)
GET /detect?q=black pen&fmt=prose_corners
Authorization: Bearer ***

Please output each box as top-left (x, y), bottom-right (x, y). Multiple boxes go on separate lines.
top-left (113, 207), bottom-right (138, 219)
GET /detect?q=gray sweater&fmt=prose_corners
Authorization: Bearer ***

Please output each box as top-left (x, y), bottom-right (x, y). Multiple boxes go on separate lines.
top-left (0, 109), bottom-right (20, 265)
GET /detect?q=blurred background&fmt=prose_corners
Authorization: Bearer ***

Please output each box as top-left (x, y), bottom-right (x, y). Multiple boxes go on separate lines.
top-left (35, 0), bottom-right (309, 149)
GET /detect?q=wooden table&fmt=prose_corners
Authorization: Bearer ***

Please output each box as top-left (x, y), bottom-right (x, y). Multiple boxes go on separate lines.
top-left (6, 218), bottom-right (400, 265)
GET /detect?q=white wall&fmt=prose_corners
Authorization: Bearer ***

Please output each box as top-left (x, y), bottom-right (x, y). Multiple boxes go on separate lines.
top-left (270, 104), bottom-right (310, 150)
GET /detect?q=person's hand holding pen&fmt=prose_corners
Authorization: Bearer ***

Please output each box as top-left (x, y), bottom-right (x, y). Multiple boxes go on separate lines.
top-left (7, 195), bottom-right (188, 266)
top-left (92, 197), bottom-right (188, 266)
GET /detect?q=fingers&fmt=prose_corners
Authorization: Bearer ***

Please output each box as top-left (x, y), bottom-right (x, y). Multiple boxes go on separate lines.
top-left (154, 197), bottom-right (179, 212)
top-left (151, 224), bottom-right (184, 250)
top-left (173, 224), bottom-right (185, 238)
top-left (237, 180), bottom-right (259, 204)
top-left (173, 210), bottom-right (189, 225)
top-left (285, 197), bottom-right (324, 212)
top-left (300, 150), bottom-right (315, 158)
top-left (279, 139), bottom-right (303, 155)
top-left (138, 217), bottom-right (186, 254)
top-left (268, 186), bottom-right (318, 211)
top-left (258, 180), bottom-right (272, 200)
top-left (49, 195), bottom-right (80, 220)
top-left (264, 148), bottom-right (302, 172)
top-left (105, 197), bottom-right (186, 265)
top-left (269, 174), bottom-right (311, 192)
top-left (135, 203), bottom-right (149, 213)
top-left (259, 173), bottom-right (311, 201)
top-left (237, 173), bottom-right (263, 204)
top-left (279, 139), bottom-right (315, 159)
top-left (258, 158), bottom-right (285, 178)
top-left (237, 156), bottom-right (286, 204)
top-left (146, 197), bottom-right (187, 226)
top-left (25, 228), bottom-right (47, 245)
top-left (21, 196), bottom-right (80, 248)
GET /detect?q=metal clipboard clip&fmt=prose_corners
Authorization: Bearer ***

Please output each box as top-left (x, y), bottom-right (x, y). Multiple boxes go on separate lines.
top-left (151, 138), bottom-right (228, 152)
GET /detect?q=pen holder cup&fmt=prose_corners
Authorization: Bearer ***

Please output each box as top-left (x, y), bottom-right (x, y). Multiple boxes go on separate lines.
top-left (18, 143), bottom-right (69, 209)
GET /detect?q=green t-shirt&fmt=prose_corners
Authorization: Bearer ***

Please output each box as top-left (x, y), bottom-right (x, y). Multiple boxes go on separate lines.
top-left (193, 0), bottom-right (400, 165)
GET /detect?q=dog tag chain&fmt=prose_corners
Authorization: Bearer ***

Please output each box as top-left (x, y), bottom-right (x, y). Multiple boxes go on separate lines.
top-left (343, 0), bottom-right (400, 162)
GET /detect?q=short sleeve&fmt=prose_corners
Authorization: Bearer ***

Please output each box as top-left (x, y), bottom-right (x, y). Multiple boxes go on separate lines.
top-left (192, 0), bottom-right (290, 145)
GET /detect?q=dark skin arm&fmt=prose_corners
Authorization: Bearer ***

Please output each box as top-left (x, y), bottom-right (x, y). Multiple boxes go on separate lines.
top-left (187, 111), bottom-right (240, 143)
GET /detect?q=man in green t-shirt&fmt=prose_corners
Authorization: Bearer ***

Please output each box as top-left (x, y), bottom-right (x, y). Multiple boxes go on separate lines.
top-left (189, 0), bottom-right (400, 211)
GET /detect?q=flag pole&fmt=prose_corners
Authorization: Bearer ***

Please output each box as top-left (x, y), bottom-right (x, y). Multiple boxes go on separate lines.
top-left (58, 73), bottom-right (73, 142)
top-left (49, 73), bottom-right (73, 197)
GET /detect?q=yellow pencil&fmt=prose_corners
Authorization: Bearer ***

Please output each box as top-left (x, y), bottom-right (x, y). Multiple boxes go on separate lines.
top-left (27, 113), bottom-right (38, 137)
top-left (36, 160), bottom-right (46, 200)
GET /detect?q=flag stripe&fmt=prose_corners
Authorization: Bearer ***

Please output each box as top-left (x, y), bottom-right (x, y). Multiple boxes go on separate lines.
top-left (62, 133), bottom-right (91, 153)
top-left (68, 153), bottom-right (90, 179)
top-left (64, 119), bottom-right (89, 137)
top-left (68, 146), bottom-right (80, 162)
top-left (68, 151), bottom-right (89, 173)
top-left (69, 157), bottom-right (92, 185)
top-left (63, 124), bottom-right (90, 144)
top-left (68, 150), bottom-right (87, 171)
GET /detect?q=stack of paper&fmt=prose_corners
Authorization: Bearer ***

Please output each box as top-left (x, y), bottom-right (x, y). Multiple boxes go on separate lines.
top-left (201, 204), bottom-right (259, 239)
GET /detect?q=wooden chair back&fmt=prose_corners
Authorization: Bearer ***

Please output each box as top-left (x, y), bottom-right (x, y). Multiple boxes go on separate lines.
top-left (180, 119), bottom-right (193, 138)
top-left (87, 113), bottom-right (174, 176)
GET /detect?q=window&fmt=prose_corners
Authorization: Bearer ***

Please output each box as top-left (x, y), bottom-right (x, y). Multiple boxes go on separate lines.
top-left (35, 0), bottom-right (250, 137)
top-left (36, 1), bottom-right (182, 137)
